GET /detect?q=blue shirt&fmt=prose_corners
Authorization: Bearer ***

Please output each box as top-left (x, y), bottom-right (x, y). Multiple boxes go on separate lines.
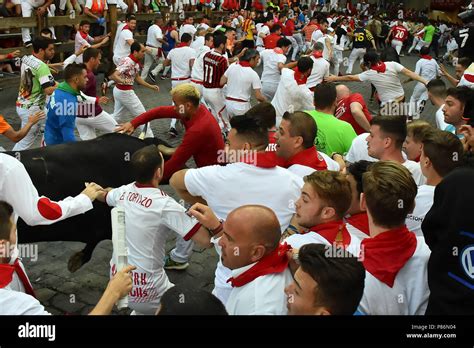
top-left (44, 88), bottom-right (78, 145)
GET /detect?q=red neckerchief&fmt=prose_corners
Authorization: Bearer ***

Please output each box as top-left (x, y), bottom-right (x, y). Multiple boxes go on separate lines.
top-left (284, 146), bottom-right (327, 171)
top-left (0, 259), bottom-right (36, 298)
top-left (308, 220), bottom-right (351, 248)
top-left (293, 67), bottom-right (308, 85)
top-left (346, 212), bottom-right (370, 236)
top-left (176, 42), bottom-right (188, 48)
top-left (361, 225), bottom-right (417, 287)
top-left (128, 53), bottom-right (143, 68)
top-left (415, 154), bottom-right (421, 162)
top-left (420, 54), bottom-right (432, 60)
top-left (227, 243), bottom-right (291, 287)
top-left (370, 61), bottom-right (386, 73)
top-left (79, 31), bottom-right (89, 40)
top-left (238, 60), bottom-right (252, 67)
top-left (312, 51), bottom-right (323, 59)
top-left (273, 47), bottom-right (284, 54)
top-left (122, 24), bottom-right (130, 31)
top-left (240, 151), bottom-right (278, 168)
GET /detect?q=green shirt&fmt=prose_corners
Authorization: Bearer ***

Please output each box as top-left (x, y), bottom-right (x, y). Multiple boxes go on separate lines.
top-left (16, 55), bottom-right (55, 109)
top-left (423, 25), bottom-right (435, 43)
top-left (306, 110), bottom-right (357, 156)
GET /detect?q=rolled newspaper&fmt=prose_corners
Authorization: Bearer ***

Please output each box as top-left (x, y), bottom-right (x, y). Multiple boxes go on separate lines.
top-left (111, 207), bottom-right (129, 309)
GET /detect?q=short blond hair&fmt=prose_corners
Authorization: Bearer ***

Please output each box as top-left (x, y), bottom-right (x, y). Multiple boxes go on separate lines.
top-left (406, 120), bottom-right (432, 142)
top-left (170, 83), bottom-right (200, 106)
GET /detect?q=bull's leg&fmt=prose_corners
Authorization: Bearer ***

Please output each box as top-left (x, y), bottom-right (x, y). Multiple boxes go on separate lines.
top-left (68, 241), bottom-right (100, 273)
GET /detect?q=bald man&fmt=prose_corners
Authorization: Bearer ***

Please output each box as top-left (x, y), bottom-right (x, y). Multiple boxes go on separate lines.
top-left (189, 203), bottom-right (293, 315)
top-left (334, 85), bottom-right (372, 135)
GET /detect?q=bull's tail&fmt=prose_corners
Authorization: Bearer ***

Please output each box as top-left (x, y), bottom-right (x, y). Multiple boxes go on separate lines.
top-left (138, 123), bottom-right (149, 140)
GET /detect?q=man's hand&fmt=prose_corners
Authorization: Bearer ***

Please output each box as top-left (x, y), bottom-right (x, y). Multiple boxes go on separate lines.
top-left (102, 36), bottom-right (110, 45)
top-left (439, 63), bottom-right (448, 76)
top-left (188, 203), bottom-right (220, 230)
top-left (27, 110), bottom-right (45, 125)
top-left (115, 122), bottom-right (135, 135)
top-left (81, 182), bottom-right (105, 201)
top-left (10, 50), bottom-right (20, 58)
top-left (98, 96), bottom-right (109, 104)
top-left (75, 44), bottom-right (89, 57)
top-left (150, 85), bottom-right (160, 92)
top-left (37, 6), bottom-right (47, 16)
top-left (324, 75), bottom-right (338, 82)
top-left (96, 187), bottom-right (112, 202)
top-left (157, 144), bottom-right (176, 157)
top-left (460, 125), bottom-right (474, 151)
top-left (106, 265), bottom-right (136, 298)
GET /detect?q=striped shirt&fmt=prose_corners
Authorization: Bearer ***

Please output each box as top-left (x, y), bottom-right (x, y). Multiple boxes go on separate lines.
top-left (203, 50), bottom-right (228, 89)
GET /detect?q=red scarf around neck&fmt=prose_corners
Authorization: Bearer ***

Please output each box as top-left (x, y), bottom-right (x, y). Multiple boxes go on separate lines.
top-left (227, 243), bottom-right (291, 287)
top-left (346, 212), bottom-right (370, 236)
top-left (361, 225), bottom-right (417, 287)
top-left (420, 54), bottom-right (432, 60)
top-left (370, 61), bottom-right (386, 73)
top-left (122, 24), bottom-right (131, 31)
top-left (313, 51), bottom-right (323, 59)
top-left (273, 47), bottom-right (284, 54)
top-left (240, 151), bottom-right (278, 168)
top-left (308, 220), bottom-right (351, 248)
top-left (0, 259), bottom-right (36, 297)
top-left (238, 60), bottom-right (252, 67)
top-left (79, 31), bottom-right (89, 40)
top-left (128, 54), bottom-right (143, 68)
top-left (176, 42), bottom-right (188, 48)
top-left (293, 67), bottom-right (308, 85)
top-left (284, 146), bottom-right (327, 171)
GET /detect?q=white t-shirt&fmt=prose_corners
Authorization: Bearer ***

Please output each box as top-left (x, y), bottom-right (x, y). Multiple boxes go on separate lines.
top-left (345, 133), bottom-right (378, 163)
top-left (74, 31), bottom-right (93, 63)
top-left (334, 25), bottom-right (348, 51)
top-left (167, 46), bottom-right (196, 79)
top-left (260, 49), bottom-right (287, 87)
top-left (317, 35), bottom-right (335, 61)
top-left (106, 183), bottom-right (200, 305)
top-left (179, 24), bottom-right (197, 40)
top-left (271, 68), bottom-right (314, 123)
top-left (415, 58), bottom-right (440, 81)
top-left (184, 162), bottom-right (303, 302)
top-left (311, 29), bottom-right (324, 44)
top-left (225, 266), bottom-right (292, 315)
top-left (190, 36), bottom-right (205, 51)
top-left (358, 61), bottom-right (405, 103)
top-left (306, 56), bottom-right (330, 88)
top-left (402, 160), bottom-right (426, 186)
top-left (114, 26), bottom-right (134, 61)
top-left (197, 22), bottom-right (210, 31)
top-left (256, 25), bottom-right (270, 47)
top-left (446, 38), bottom-right (458, 53)
top-left (0, 289), bottom-right (50, 315)
top-left (191, 45), bottom-right (210, 81)
top-left (405, 185), bottom-right (435, 236)
top-left (358, 236), bottom-right (430, 315)
top-left (435, 104), bottom-right (449, 130)
top-left (146, 24), bottom-right (163, 48)
top-left (224, 63), bottom-right (262, 101)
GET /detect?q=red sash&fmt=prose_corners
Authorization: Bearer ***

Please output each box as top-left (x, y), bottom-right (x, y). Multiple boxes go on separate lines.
top-left (238, 60), bottom-right (252, 67)
top-left (308, 220), bottom-right (351, 248)
top-left (0, 259), bottom-right (36, 297)
top-left (293, 67), bottom-right (308, 85)
top-left (227, 243), bottom-right (291, 287)
top-left (420, 54), bottom-right (432, 60)
top-left (361, 225), bottom-right (417, 287)
top-left (370, 61), bottom-right (386, 73)
top-left (284, 146), bottom-right (327, 171)
top-left (346, 212), bottom-right (370, 236)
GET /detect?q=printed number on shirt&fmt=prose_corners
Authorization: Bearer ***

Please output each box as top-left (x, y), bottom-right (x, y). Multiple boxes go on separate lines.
top-left (355, 33), bottom-right (365, 42)
top-left (204, 64), bottom-right (214, 84)
top-left (395, 30), bottom-right (405, 39)
top-left (459, 29), bottom-right (469, 48)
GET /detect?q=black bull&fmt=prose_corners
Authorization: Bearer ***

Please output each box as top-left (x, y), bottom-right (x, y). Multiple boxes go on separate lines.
top-left (5, 133), bottom-right (171, 272)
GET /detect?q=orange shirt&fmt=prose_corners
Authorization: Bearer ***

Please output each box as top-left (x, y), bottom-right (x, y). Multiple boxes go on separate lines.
top-left (0, 115), bottom-right (11, 134)
top-left (303, 23), bottom-right (319, 42)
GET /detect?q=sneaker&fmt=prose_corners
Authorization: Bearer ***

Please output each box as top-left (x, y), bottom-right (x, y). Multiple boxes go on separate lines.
top-left (164, 255), bottom-right (189, 270)
top-left (168, 127), bottom-right (178, 137)
top-left (24, 41), bottom-right (32, 48)
top-left (101, 77), bottom-right (108, 96)
top-left (148, 72), bottom-right (156, 83)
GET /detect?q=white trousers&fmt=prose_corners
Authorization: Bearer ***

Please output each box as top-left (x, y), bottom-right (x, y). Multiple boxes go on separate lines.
top-left (141, 47), bottom-right (164, 79)
top-left (225, 100), bottom-right (251, 118)
top-left (21, 1), bottom-right (56, 43)
top-left (75, 110), bottom-right (118, 140)
top-left (333, 50), bottom-right (343, 76)
top-left (409, 82), bottom-right (428, 119)
top-left (13, 106), bottom-right (43, 151)
top-left (203, 87), bottom-right (229, 131)
top-left (170, 237), bottom-right (195, 263)
top-left (262, 82), bottom-right (278, 101)
top-left (346, 48), bottom-right (366, 74)
top-left (112, 88), bottom-right (154, 137)
top-left (391, 39), bottom-right (403, 55)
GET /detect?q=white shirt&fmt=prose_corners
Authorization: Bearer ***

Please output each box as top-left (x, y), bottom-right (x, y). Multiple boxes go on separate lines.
top-left (358, 61), bottom-right (405, 103)
top-left (146, 24), bottom-right (163, 48)
top-left (435, 104), bottom-right (449, 130)
top-left (334, 25), bottom-right (348, 51)
top-left (438, 23), bottom-right (448, 34)
top-left (345, 133), bottom-right (378, 163)
top-left (0, 289), bottom-right (50, 315)
top-left (224, 63), bottom-right (262, 101)
top-left (74, 31), bottom-right (93, 63)
top-left (184, 162), bottom-right (303, 302)
top-left (317, 35), bottom-right (335, 61)
top-left (167, 46), bottom-right (196, 79)
top-left (197, 22), bottom-right (210, 31)
top-left (405, 185), bottom-right (435, 236)
top-left (358, 236), bottom-right (430, 315)
top-left (311, 29), bottom-right (324, 44)
top-left (190, 36), bottom-right (205, 51)
top-left (271, 68), bottom-right (314, 123)
top-left (260, 49), bottom-right (286, 87)
top-left (116, 56), bottom-right (140, 85)
top-left (191, 45), bottom-right (210, 81)
top-left (106, 183), bottom-right (199, 305)
top-left (446, 38), bottom-right (458, 53)
top-left (179, 24), bottom-right (197, 40)
top-left (403, 160), bottom-right (426, 186)
top-left (415, 58), bottom-right (440, 82)
top-left (114, 26), bottom-right (134, 60)
top-left (225, 265), bottom-right (292, 315)
top-left (306, 56), bottom-right (330, 88)
top-left (256, 25), bottom-right (270, 47)
top-left (0, 154), bottom-right (93, 263)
